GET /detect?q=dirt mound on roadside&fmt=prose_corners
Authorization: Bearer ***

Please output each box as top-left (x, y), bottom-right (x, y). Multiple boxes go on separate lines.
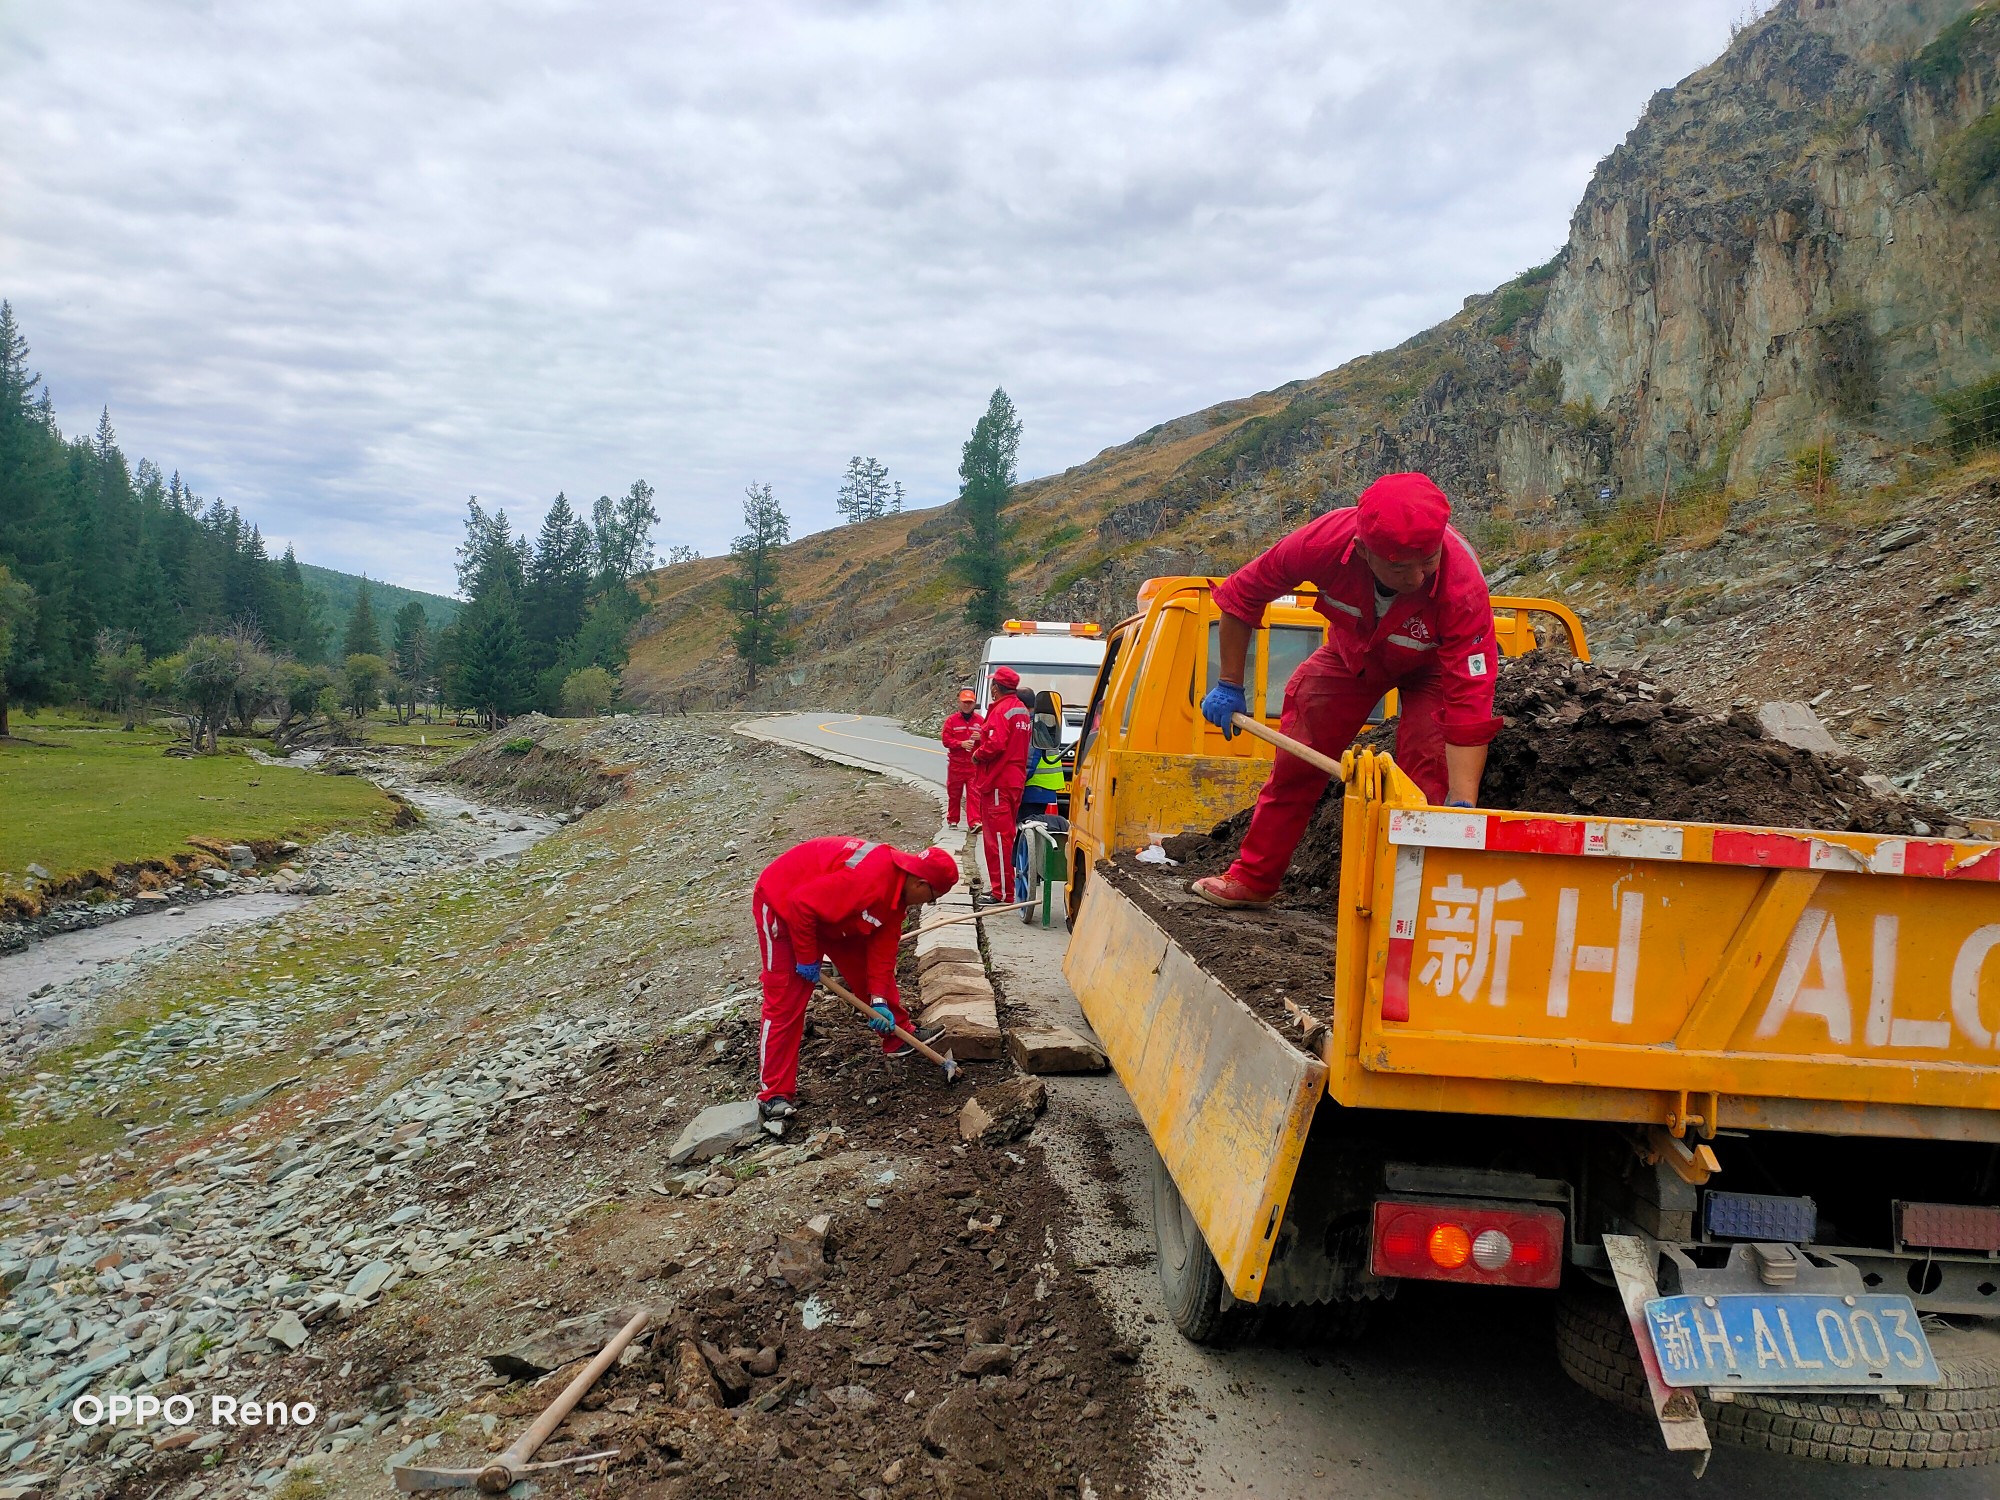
top-left (1164, 654), bottom-right (1959, 906)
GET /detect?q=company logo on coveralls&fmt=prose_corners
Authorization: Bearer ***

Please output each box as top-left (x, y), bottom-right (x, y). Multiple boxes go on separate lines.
top-left (69, 1389), bottom-right (316, 1429)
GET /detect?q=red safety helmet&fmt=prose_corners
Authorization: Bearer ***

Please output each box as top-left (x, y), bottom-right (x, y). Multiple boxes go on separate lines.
top-left (891, 845), bottom-right (960, 895)
top-left (1356, 473), bottom-right (1451, 562)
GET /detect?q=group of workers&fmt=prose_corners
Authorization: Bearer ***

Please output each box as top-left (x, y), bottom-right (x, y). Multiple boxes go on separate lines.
top-left (747, 470), bottom-right (1498, 1121)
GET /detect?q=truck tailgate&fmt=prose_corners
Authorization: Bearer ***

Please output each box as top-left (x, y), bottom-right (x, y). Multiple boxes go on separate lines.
top-left (1339, 793), bottom-right (2000, 1135)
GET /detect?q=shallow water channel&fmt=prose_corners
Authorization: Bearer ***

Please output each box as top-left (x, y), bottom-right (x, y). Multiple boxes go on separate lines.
top-left (0, 759), bottom-right (560, 1020)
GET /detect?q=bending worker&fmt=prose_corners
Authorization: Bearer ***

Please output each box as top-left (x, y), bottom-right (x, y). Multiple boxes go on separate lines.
top-left (1193, 471), bottom-right (1501, 909)
top-left (940, 688), bottom-right (984, 830)
top-left (972, 667), bottom-right (1033, 895)
top-left (752, 836), bottom-right (959, 1121)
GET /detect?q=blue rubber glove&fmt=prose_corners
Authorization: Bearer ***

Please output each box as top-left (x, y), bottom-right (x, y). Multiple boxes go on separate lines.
top-left (794, 961), bottom-right (822, 983)
top-left (1445, 799), bottom-right (1475, 809)
top-left (1200, 681), bottom-right (1249, 738)
top-left (868, 1002), bottom-right (896, 1036)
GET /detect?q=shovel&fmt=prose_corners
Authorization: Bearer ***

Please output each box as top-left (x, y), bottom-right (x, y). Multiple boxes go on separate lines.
top-left (393, 1307), bottom-right (650, 1492)
top-left (899, 900), bottom-right (1033, 944)
top-left (819, 972), bottom-right (961, 1083)
top-left (1230, 713), bottom-right (1350, 779)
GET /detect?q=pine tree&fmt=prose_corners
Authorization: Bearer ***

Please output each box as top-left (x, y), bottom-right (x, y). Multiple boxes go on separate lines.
top-left (343, 577), bottom-right (382, 658)
top-left (953, 388), bottom-right (1022, 630)
top-left (0, 564), bottom-right (36, 738)
top-left (835, 456), bottom-right (900, 523)
top-left (454, 593), bottom-right (532, 728)
top-left (724, 483), bottom-right (792, 693)
top-left (524, 492), bottom-right (592, 666)
top-left (390, 600), bottom-right (430, 721)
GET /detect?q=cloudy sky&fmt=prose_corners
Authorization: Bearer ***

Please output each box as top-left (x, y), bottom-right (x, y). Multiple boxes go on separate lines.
top-left (1, 1), bottom-right (1750, 595)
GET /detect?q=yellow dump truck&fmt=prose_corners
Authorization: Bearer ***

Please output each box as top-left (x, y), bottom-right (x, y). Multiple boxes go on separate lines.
top-left (1062, 575), bottom-right (2000, 1470)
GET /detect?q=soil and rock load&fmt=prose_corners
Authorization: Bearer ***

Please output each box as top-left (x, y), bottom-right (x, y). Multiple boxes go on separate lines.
top-left (1113, 653), bottom-right (1966, 1026)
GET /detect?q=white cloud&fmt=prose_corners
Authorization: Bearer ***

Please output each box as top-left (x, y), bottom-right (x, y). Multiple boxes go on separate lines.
top-left (0, 0), bottom-right (1743, 593)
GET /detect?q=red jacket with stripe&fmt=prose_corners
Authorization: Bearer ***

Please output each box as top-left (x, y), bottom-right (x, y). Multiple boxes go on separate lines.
top-left (940, 709), bottom-right (984, 770)
top-left (972, 691), bottom-right (1033, 795)
top-left (1210, 505), bottom-right (1502, 746)
top-left (756, 836), bottom-right (909, 1001)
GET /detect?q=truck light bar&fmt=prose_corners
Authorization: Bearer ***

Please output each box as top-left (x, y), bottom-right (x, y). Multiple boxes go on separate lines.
top-left (1370, 1199), bottom-right (1563, 1288)
top-left (1899, 1201), bottom-right (2000, 1253)
top-left (1001, 619), bottom-right (1102, 637)
top-left (1704, 1191), bottom-right (1817, 1244)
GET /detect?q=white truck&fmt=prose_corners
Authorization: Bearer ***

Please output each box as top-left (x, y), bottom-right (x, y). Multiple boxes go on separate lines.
top-left (975, 620), bottom-right (1106, 751)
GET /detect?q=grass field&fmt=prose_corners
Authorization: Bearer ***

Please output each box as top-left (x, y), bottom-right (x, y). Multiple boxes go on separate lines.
top-left (0, 719), bottom-right (403, 885)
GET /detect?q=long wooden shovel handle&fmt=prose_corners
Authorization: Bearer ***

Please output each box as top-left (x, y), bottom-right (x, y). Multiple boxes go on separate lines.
top-left (1231, 713), bottom-right (1349, 780)
top-left (819, 972), bottom-right (958, 1077)
top-left (900, 901), bottom-right (1033, 944)
top-left (480, 1307), bottom-right (651, 1492)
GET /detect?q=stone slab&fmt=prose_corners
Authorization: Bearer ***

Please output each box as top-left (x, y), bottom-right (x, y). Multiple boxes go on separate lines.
top-left (1006, 1023), bottom-right (1109, 1075)
top-left (669, 1100), bottom-right (763, 1165)
top-left (1758, 701), bottom-right (1842, 756)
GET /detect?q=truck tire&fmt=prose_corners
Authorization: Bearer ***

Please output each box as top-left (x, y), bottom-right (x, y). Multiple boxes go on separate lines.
top-left (1152, 1148), bottom-right (1254, 1345)
top-left (1555, 1284), bottom-right (2000, 1468)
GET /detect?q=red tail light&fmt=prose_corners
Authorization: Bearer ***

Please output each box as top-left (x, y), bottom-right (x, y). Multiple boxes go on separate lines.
top-left (1370, 1199), bottom-right (1564, 1288)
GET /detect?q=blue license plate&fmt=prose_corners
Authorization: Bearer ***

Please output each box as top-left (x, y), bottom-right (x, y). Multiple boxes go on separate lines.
top-left (1643, 1293), bottom-right (1940, 1389)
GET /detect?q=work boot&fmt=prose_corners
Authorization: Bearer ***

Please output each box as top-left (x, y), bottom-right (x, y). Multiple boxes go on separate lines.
top-left (758, 1096), bottom-right (797, 1122)
top-left (885, 1023), bottom-right (946, 1057)
top-left (1191, 874), bottom-right (1274, 909)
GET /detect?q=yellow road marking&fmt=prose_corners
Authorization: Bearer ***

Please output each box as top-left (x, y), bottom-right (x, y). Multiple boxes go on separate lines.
top-left (809, 716), bottom-right (948, 761)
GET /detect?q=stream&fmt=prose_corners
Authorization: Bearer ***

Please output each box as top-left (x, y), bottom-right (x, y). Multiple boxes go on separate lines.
top-left (0, 752), bottom-right (561, 1026)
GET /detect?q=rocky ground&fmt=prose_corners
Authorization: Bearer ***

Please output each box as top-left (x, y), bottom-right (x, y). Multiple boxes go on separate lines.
top-left (0, 716), bottom-right (1149, 1500)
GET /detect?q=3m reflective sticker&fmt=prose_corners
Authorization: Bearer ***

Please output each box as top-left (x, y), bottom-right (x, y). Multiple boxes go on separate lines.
top-left (1712, 829), bottom-right (1812, 869)
top-left (1485, 818), bottom-right (1587, 857)
top-left (1809, 840), bottom-right (1870, 872)
top-left (1607, 824), bottom-right (1685, 861)
top-left (1870, 841), bottom-right (1907, 876)
top-left (1386, 809), bottom-right (1489, 850)
top-left (1382, 847), bottom-right (1425, 1023)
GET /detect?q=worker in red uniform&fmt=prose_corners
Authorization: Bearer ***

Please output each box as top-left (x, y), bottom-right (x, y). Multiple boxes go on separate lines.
top-left (972, 666), bottom-right (1033, 896)
top-left (1193, 472), bottom-right (1501, 908)
top-left (940, 688), bottom-right (984, 830)
top-left (752, 836), bottom-right (960, 1120)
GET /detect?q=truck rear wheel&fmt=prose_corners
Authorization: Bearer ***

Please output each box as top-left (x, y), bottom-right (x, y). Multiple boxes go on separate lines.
top-left (1152, 1148), bottom-right (1252, 1345)
top-left (1556, 1284), bottom-right (2000, 1468)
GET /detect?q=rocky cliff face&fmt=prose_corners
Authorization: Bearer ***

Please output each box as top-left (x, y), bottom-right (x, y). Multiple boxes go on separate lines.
top-left (1530, 0), bottom-right (2000, 492)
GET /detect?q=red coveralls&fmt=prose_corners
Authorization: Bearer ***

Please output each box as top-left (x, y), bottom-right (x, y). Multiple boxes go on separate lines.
top-left (752, 836), bottom-right (916, 1103)
top-left (939, 708), bottom-right (984, 827)
top-left (972, 692), bottom-right (1032, 895)
top-left (1212, 506), bottom-right (1502, 897)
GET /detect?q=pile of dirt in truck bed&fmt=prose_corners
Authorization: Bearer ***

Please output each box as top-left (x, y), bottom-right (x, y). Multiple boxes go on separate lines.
top-left (1111, 653), bottom-right (1964, 1033)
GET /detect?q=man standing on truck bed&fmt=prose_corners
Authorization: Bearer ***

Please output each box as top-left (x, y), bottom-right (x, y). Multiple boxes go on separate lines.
top-left (752, 836), bottom-right (959, 1120)
top-left (940, 688), bottom-right (984, 830)
top-left (1192, 471), bottom-right (1501, 908)
top-left (973, 666), bottom-right (1033, 896)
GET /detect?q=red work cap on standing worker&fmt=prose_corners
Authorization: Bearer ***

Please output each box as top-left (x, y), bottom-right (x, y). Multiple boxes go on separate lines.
top-left (1355, 473), bottom-right (1451, 562)
top-left (891, 845), bottom-right (960, 894)
top-left (991, 666), bottom-right (1020, 691)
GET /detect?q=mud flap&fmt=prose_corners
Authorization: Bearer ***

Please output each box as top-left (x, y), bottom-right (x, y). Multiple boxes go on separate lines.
top-left (1065, 876), bottom-right (1326, 1302)
top-left (1602, 1233), bottom-right (1712, 1475)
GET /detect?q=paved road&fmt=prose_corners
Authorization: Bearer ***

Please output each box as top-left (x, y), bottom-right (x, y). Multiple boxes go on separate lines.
top-left (742, 713), bottom-right (1988, 1498)
top-left (740, 712), bottom-right (949, 787)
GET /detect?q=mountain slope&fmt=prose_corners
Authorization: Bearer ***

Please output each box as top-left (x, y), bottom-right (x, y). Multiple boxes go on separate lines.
top-left (625, 0), bottom-right (2000, 717)
top-left (296, 563), bottom-right (460, 642)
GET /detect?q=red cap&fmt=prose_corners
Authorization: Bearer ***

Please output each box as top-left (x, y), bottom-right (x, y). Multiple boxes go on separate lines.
top-left (991, 666), bottom-right (1020, 690)
top-left (1356, 473), bottom-right (1451, 562)
top-left (891, 845), bottom-right (960, 895)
